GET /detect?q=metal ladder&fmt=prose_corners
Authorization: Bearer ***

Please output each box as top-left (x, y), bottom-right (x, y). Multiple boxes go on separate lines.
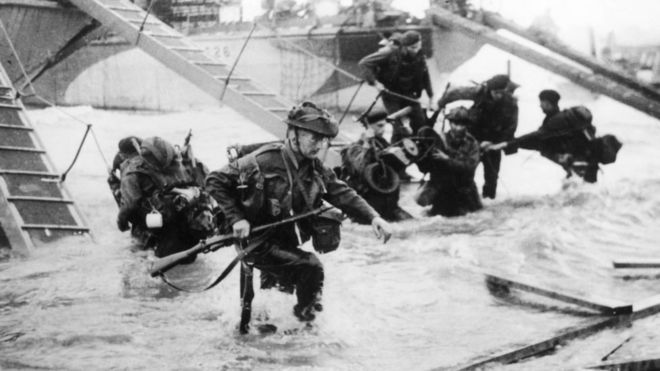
top-left (0, 63), bottom-right (89, 254)
top-left (67, 0), bottom-right (293, 139)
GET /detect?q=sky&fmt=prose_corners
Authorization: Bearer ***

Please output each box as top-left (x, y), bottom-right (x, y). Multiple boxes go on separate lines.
top-left (236, 0), bottom-right (660, 49)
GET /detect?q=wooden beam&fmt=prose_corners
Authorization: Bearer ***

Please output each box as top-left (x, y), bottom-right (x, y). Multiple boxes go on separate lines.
top-left (427, 7), bottom-right (660, 120)
top-left (481, 10), bottom-right (660, 102)
top-left (613, 259), bottom-right (660, 269)
top-left (485, 273), bottom-right (633, 315)
top-left (587, 357), bottom-right (660, 370)
top-left (447, 316), bottom-right (624, 371)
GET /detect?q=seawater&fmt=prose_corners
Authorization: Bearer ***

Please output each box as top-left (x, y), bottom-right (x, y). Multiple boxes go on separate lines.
top-left (1, 101), bottom-right (659, 371)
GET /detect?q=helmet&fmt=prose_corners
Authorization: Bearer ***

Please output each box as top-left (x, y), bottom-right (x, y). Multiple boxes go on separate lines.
top-left (285, 101), bottom-right (339, 138)
top-left (485, 74), bottom-right (519, 91)
top-left (445, 106), bottom-right (471, 124)
top-left (140, 136), bottom-right (176, 170)
top-left (118, 136), bottom-right (142, 155)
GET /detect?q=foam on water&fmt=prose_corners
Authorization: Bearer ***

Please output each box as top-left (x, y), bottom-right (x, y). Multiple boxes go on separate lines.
top-left (0, 95), bottom-right (659, 371)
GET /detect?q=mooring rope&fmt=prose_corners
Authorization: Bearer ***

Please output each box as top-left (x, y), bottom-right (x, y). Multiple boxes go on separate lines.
top-left (0, 17), bottom-right (111, 179)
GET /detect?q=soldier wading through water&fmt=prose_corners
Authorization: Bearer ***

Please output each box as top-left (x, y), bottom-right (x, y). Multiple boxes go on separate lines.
top-left (206, 101), bottom-right (392, 330)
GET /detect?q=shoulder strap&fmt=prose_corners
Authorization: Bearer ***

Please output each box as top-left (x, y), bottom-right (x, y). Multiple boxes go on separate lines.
top-left (280, 150), bottom-right (315, 212)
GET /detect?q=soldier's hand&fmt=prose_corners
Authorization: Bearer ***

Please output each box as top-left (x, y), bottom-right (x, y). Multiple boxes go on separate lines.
top-left (371, 217), bottom-right (392, 244)
top-left (431, 148), bottom-right (449, 161)
top-left (232, 219), bottom-right (251, 239)
top-left (117, 218), bottom-right (129, 232)
top-left (484, 142), bottom-right (508, 152)
top-left (428, 95), bottom-right (438, 111)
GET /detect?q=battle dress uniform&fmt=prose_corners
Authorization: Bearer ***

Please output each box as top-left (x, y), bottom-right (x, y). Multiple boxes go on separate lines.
top-left (338, 112), bottom-right (412, 223)
top-left (206, 102), bottom-right (383, 323)
top-left (416, 108), bottom-right (482, 217)
top-left (359, 30), bottom-right (434, 142)
top-left (490, 90), bottom-right (618, 183)
top-left (437, 74), bottom-right (519, 199)
top-left (117, 137), bottom-right (196, 256)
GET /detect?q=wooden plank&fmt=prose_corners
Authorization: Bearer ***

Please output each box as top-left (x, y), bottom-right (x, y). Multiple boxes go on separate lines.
top-left (587, 357), bottom-right (660, 370)
top-left (428, 7), bottom-right (660, 120)
top-left (613, 259), bottom-right (660, 269)
top-left (7, 196), bottom-right (73, 203)
top-left (447, 316), bottom-right (623, 371)
top-left (485, 273), bottom-right (632, 315)
top-left (0, 145), bottom-right (44, 153)
top-left (631, 294), bottom-right (660, 319)
top-left (22, 224), bottom-right (89, 231)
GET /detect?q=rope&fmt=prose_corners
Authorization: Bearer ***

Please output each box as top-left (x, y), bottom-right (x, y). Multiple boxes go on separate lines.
top-left (60, 124), bottom-right (91, 182)
top-left (0, 18), bottom-right (37, 97)
top-left (0, 17), bottom-right (112, 178)
top-left (338, 80), bottom-right (364, 125)
top-left (136, 0), bottom-right (159, 45)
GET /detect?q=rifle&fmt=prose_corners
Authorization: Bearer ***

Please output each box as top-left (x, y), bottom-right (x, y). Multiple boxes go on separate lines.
top-left (149, 205), bottom-right (333, 277)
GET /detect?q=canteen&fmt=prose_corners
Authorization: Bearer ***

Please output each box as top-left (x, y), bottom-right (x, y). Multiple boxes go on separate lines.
top-left (146, 210), bottom-right (163, 229)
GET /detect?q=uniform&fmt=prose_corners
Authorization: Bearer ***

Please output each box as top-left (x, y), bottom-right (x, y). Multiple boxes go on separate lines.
top-left (206, 141), bottom-right (379, 319)
top-left (359, 31), bottom-right (434, 142)
top-left (417, 128), bottom-right (482, 217)
top-left (438, 76), bottom-right (519, 198)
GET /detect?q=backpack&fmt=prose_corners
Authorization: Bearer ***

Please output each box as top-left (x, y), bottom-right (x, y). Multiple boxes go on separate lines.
top-left (592, 134), bottom-right (623, 165)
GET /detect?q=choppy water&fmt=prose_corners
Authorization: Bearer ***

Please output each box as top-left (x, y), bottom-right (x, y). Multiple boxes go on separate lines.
top-left (1, 100), bottom-right (660, 371)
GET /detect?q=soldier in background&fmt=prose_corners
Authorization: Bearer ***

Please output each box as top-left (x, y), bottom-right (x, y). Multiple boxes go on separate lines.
top-left (108, 136), bottom-right (142, 205)
top-left (485, 89), bottom-right (621, 183)
top-left (437, 74), bottom-right (519, 199)
top-left (359, 30), bottom-right (435, 144)
top-left (338, 110), bottom-right (413, 223)
top-left (415, 107), bottom-right (482, 217)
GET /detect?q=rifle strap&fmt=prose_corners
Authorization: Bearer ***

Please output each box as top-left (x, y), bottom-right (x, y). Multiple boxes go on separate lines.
top-left (159, 242), bottom-right (261, 293)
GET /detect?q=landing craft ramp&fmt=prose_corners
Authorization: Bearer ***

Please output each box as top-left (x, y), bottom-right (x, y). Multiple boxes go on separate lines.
top-left (66, 0), bottom-right (294, 140)
top-left (0, 61), bottom-right (89, 254)
top-left (429, 7), bottom-right (660, 120)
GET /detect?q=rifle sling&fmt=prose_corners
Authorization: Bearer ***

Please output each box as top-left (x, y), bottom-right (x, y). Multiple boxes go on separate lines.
top-left (159, 242), bottom-right (261, 293)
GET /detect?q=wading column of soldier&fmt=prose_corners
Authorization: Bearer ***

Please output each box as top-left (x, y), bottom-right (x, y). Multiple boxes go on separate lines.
top-left (206, 102), bottom-right (392, 332)
top-left (437, 74), bottom-right (519, 199)
top-left (358, 30), bottom-right (435, 144)
top-left (485, 89), bottom-right (622, 183)
top-left (415, 107), bottom-right (482, 217)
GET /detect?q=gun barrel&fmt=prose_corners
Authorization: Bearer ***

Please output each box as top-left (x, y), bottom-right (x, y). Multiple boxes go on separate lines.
top-left (386, 106), bottom-right (413, 122)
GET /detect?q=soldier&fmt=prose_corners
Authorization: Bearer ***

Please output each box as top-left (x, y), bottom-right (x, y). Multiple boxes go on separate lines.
top-left (338, 110), bottom-right (413, 223)
top-left (117, 136), bottom-right (203, 257)
top-left (205, 101), bottom-right (392, 328)
top-left (359, 30), bottom-right (435, 143)
top-left (485, 89), bottom-right (620, 183)
top-left (436, 74), bottom-right (519, 199)
top-left (107, 136), bottom-right (142, 205)
top-left (415, 107), bottom-right (482, 217)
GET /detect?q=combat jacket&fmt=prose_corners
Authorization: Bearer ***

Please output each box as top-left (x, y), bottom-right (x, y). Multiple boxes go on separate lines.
top-left (509, 106), bottom-right (596, 158)
top-left (358, 47), bottom-right (434, 98)
top-left (423, 131), bottom-right (482, 215)
top-left (206, 142), bottom-right (379, 248)
top-left (439, 84), bottom-right (519, 143)
top-left (117, 156), bottom-right (194, 227)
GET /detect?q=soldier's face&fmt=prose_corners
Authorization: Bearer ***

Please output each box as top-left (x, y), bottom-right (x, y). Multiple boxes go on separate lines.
top-left (404, 41), bottom-right (422, 55)
top-left (490, 89), bottom-right (506, 101)
top-left (370, 122), bottom-right (386, 137)
top-left (449, 122), bottom-right (467, 138)
top-left (540, 100), bottom-right (555, 114)
top-left (296, 129), bottom-right (328, 159)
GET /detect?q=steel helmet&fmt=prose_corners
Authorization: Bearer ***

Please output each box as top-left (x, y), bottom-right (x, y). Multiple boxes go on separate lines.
top-left (445, 106), bottom-right (471, 124)
top-left (285, 101), bottom-right (339, 138)
top-left (140, 136), bottom-right (176, 170)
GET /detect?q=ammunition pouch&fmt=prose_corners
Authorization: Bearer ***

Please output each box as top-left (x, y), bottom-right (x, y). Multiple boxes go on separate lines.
top-left (308, 208), bottom-right (343, 254)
